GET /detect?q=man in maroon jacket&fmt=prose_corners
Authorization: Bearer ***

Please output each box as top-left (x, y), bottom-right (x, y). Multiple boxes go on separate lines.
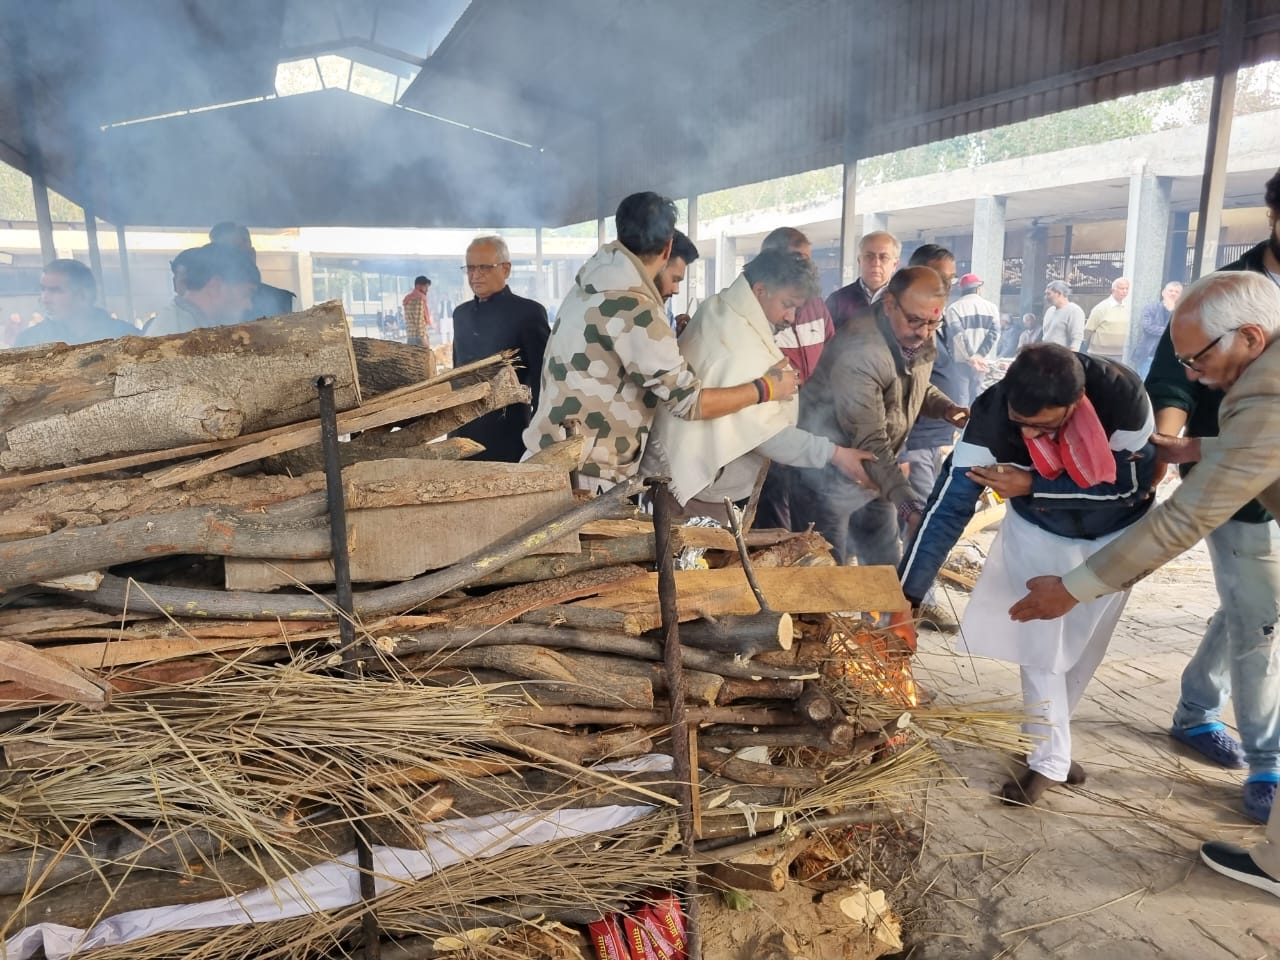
top-left (826, 230), bottom-right (901, 329)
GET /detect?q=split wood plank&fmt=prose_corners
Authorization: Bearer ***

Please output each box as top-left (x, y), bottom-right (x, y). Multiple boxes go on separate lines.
top-left (0, 639), bottom-right (110, 707)
top-left (572, 565), bottom-right (909, 619)
top-left (148, 381), bottom-right (490, 487)
top-left (961, 500), bottom-right (1006, 540)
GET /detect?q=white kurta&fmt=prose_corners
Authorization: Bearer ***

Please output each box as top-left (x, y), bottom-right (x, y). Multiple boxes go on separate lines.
top-left (959, 507), bottom-right (1130, 673)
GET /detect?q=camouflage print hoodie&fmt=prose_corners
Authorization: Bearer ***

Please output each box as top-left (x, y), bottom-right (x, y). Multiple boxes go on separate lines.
top-left (523, 241), bottom-right (702, 487)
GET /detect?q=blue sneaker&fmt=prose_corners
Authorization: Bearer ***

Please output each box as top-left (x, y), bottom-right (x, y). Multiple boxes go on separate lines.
top-left (1170, 723), bottom-right (1247, 768)
top-left (1244, 775), bottom-right (1278, 824)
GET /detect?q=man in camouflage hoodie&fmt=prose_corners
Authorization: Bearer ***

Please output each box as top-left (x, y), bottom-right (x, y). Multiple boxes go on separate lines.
top-left (524, 192), bottom-right (797, 491)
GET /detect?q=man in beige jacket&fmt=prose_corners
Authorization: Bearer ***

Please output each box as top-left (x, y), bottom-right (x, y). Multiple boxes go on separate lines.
top-left (1008, 271), bottom-right (1280, 886)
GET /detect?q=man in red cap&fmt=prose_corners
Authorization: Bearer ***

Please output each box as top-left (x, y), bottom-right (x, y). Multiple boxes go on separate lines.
top-left (948, 272), bottom-right (1001, 402)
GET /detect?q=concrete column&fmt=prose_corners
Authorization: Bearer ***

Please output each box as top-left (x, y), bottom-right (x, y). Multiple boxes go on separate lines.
top-left (858, 212), bottom-right (888, 240)
top-left (1123, 169), bottom-right (1173, 358)
top-left (597, 217), bottom-right (607, 247)
top-left (115, 224), bottom-right (135, 325)
top-left (715, 233), bottom-right (737, 293)
top-left (686, 195), bottom-right (699, 242)
top-left (294, 250), bottom-right (314, 310)
top-left (1193, 0), bottom-right (1245, 277)
top-left (1019, 223), bottom-right (1048, 318)
top-left (838, 160), bottom-right (858, 286)
top-left (534, 226), bottom-right (545, 303)
top-left (84, 210), bottom-right (105, 304)
top-left (1166, 210), bottom-right (1191, 284)
top-left (970, 196), bottom-right (1007, 301)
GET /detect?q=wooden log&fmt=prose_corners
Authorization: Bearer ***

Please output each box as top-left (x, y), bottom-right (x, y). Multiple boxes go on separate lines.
top-left (262, 363), bottom-right (528, 475)
top-left (795, 682), bottom-right (840, 723)
top-left (573, 566), bottom-right (910, 619)
top-left (0, 507), bottom-right (332, 590)
top-left (503, 704), bottom-right (797, 729)
top-left (697, 748), bottom-right (825, 788)
top-left (433, 645), bottom-right (655, 709)
top-left (649, 612), bottom-right (793, 658)
top-left (353, 336), bottom-right (435, 394)
top-left (147, 380), bottom-right (492, 487)
top-left (518, 604), bottom-right (652, 635)
top-left (697, 725), bottom-right (875, 755)
top-left (434, 564), bottom-right (641, 628)
top-left (0, 302), bottom-right (359, 471)
top-left (473, 534), bottom-right (656, 587)
top-left (523, 435), bottom-right (585, 472)
top-left (701, 838), bottom-right (808, 893)
top-left (504, 725), bottom-right (654, 765)
top-left (77, 476), bottom-right (646, 619)
top-left (716, 677), bottom-right (804, 704)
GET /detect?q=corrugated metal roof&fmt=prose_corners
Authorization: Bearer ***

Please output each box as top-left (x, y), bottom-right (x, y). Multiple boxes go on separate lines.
top-left (0, 0), bottom-right (1275, 228)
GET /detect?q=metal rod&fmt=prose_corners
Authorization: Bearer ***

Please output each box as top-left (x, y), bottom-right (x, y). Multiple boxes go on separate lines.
top-left (316, 374), bottom-right (380, 960)
top-left (646, 475), bottom-right (702, 960)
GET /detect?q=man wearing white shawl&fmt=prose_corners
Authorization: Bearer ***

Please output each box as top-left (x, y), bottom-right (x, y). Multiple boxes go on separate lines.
top-left (642, 251), bottom-right (875, 513)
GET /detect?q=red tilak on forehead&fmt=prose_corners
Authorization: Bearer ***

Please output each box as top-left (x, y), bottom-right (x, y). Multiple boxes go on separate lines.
top-left (933, 307), bottom-right (940, 317)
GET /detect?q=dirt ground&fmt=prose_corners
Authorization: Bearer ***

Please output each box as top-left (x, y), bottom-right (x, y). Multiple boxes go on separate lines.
top-left (900, 526), bottom-right (1280, 960)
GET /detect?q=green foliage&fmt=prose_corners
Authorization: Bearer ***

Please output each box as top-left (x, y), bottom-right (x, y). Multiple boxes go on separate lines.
top-left (0, 163), bottom-right (84, 222)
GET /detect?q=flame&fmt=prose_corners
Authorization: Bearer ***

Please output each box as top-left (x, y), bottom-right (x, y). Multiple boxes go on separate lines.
top-left (827, 627), bottom-right (919, 708)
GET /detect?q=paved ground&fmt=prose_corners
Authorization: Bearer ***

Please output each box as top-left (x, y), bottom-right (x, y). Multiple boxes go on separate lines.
top-left (904, 528), bottom-right (1280, 960)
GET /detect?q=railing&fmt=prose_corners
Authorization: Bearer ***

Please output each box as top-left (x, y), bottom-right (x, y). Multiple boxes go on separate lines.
top-left (1004, 242), bottom-right (1259, 294)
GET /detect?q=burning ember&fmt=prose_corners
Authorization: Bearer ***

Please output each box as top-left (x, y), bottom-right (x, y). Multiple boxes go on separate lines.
top-left (825, 623), bottom-right (919, 709)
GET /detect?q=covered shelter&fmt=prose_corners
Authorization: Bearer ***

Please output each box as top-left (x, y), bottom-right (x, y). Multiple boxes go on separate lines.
top-left (1, 0), bottom-right (1278, 299)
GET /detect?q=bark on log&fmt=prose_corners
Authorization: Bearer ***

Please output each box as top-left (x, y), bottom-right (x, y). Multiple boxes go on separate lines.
top-left (648, 612), bottom-right (793, 658)
top-left (473, 535), bottom-right (656, 587)
top-left (502, 704), bottom-right (797, 728)
top-left (263, 364), bottom-right (528, 475)
top-left (353, 337), bottom-right (435, 394)
top-left (796, 682), bottom-right (840, 723)
top-left (434, 646), bottom-right (655, 709)
top-left (77, 476), bottom-right (645, 619)
top-left (504, 725), bottom-right (654, 765)
top-left (697, 749), bottom-right (826, 788)
top-left (716, 678), bottom-right (805, 704)
top-left (0, 302), bottom-right (359, 470)
top-left (518, 604), bottom-right (651, 635)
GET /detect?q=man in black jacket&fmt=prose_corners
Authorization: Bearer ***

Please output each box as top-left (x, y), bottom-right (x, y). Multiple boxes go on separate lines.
top-left (1142, 167), bottom-right (1280, 823)
top-left (451, 235), bottom-right (550, 462)
top-left (896, 345), bottom-right (1156, 805)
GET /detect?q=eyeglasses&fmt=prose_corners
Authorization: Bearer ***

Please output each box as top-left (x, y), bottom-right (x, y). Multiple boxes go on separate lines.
top-left (1009, 405), bottom-right (1074, 437)
top-left (860, 252), bottom-right (896, 264)
top-left (462, 263), bottom-right (507, 275)
top-left (1175, 334), bottom-right (1227, 370)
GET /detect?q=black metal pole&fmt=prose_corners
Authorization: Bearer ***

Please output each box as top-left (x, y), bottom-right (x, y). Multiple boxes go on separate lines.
top-left (645, 476), bottom-right (702, 960)
top-left (317, 374), bottom-right (380, 960)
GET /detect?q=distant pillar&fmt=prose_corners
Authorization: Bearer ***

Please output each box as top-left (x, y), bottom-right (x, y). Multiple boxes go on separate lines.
top-left (597, 217), bottom-right (607, 247)
top-left (838, 160), bottom-right (858, 286)
top-left (859, 212), bottom-right (888, 239)
top-left (295, 250), bottom-right (314, 310)
top-left (684, 194), bottom-right (700, 313)
top-left (1019, 223), bottom-right (1048, 318)
top-left (84, 209), bottom-right (105, 304)
top-left (116, 224), bottom-right (135, 325)
top-left (1122, 170), bottom-right (1173, 359)
top-left (715, 233), bottom-right (737, 293)
top-left (534, 226), bottom-right (545, 303)
top-left (1166, 210), bottom-right (1191, 284)
top-left (971, 196), bottom-right (1007, 303)
top-left (1193, 0), bottom-right (1245, 277)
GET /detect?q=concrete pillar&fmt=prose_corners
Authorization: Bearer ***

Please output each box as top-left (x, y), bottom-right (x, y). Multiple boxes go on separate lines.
top-left (858, 212), bottom-right (888, 240)
top-left (838, 160), bottom-right (858, 286)
top-left (534, 226), bottom-right (545, 303)
top-left (597, 217), bottom-right (607, 246)
top-left (1193, 0), bottom-right (1245, 277)
top-left (115, 224), bottom-right (135, 325)
top-left (1166, 210), bottom-right (1191, 284)
top-left (295, 250), bottom-right (314, 310)
top-left (715, 233), bottom-right (737, 293)
top-left (1123, 169), bottom-right (1173, 359)
top-left (1019, 223), bottom-right (1048, 318)
top-left (84, 210), bottom-right (105, 304)
top-left (970, 196), bottom-right (1007, 301)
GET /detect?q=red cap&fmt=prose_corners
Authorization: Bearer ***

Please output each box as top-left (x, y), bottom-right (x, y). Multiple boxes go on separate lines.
top-left (959, 273), bottom-right (983, 288)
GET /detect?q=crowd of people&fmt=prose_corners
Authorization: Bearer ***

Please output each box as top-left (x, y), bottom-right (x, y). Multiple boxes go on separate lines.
top-left (3, 175), bottom-right (1279, 900)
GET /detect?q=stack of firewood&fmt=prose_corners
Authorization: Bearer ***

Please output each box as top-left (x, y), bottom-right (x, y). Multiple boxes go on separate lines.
top-left (0, 304), bottom-right (947, 960)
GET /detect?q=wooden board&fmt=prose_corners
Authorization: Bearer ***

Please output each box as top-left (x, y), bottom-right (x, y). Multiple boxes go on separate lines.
top-left (962, 500), bottom-right (1006, 539)
top-left (573, 565), bottom-right (908, 619)
top-left (225, 488), bottom-right (580, 589)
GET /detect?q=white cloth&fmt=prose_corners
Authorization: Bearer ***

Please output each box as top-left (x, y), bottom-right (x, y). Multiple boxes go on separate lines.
top-left (5, 757), bottom-right (670, 960)
top-left (960, 508), bottom-right (1130, 673)
top-left (644, 274), bottom-right (795, 505)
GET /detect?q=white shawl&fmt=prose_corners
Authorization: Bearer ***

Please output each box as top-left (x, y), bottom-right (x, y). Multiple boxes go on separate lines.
top-left (647, 274), bottom-right (796, 505)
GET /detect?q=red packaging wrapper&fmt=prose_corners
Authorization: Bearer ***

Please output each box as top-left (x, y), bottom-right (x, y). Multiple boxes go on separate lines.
top-left (646, 891), bottom-right (687, 956)
top-left (636, 907), bottom-right (680, 960)
top-left (588, 914), bottom-right (628, 960)
top-left (622, 914), bottom-right (660, 960)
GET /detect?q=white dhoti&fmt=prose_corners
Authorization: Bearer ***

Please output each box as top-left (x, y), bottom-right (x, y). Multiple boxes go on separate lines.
top-left (959, 508), bottom-right (1131, 781)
